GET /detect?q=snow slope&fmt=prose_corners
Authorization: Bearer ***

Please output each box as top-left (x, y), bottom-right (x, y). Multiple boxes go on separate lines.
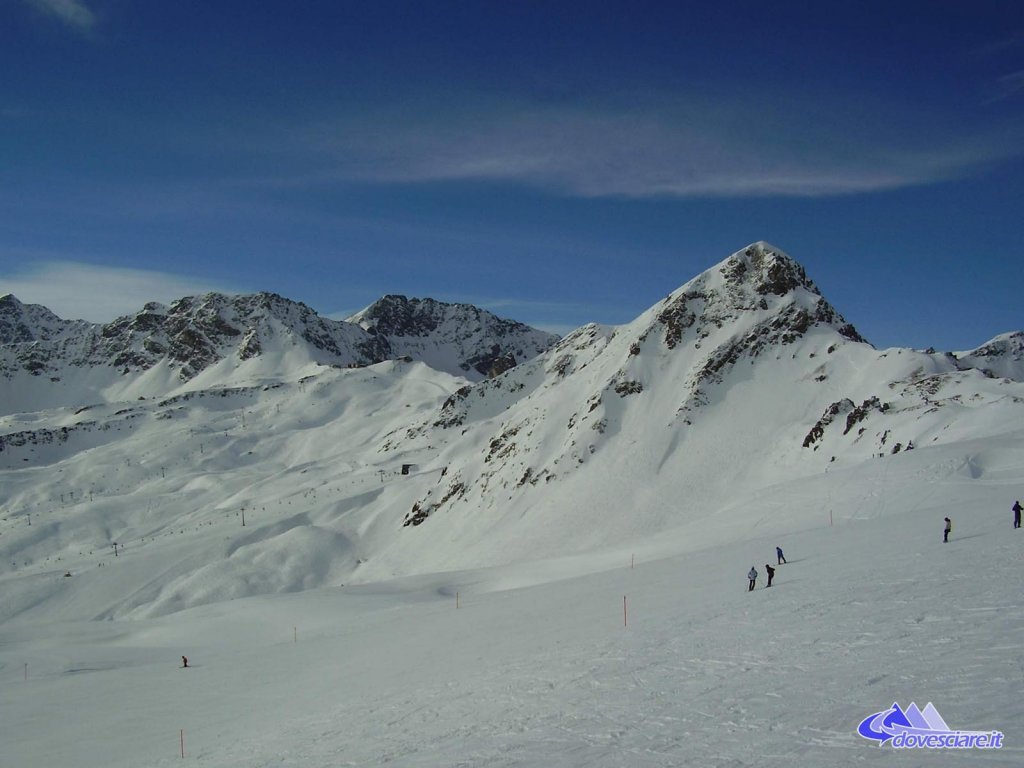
top-left (1, 439), bottom-right (1022, 767)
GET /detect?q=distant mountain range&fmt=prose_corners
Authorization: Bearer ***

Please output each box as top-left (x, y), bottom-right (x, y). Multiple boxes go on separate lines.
top-left (2, 242), bottom-right (1023, 620)
top-left (0, 291), bottom-right (559, 413)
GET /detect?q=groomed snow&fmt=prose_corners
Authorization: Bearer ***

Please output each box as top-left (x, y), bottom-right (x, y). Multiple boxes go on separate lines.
top-left (2, 433), bottom-right (1024, 766)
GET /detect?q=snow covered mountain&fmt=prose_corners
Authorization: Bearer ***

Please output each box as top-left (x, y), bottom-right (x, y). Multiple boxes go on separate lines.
top-left (0, 291), bottom-right (559, 414)
top-left (955, 330), bottom-right (1024, 380)
top-left (347, 294), bottom-right (560, 380)
top-left (382, 242), bottom-right (1024, 568)
top-left (0, 292), bottom-right (93, 344)
top-left (2, 242), bottom-right (1023, 617)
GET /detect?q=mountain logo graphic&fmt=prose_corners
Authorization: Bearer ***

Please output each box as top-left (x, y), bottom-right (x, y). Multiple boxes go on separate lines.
top-left (857, 702), bottom-right (1004, 749)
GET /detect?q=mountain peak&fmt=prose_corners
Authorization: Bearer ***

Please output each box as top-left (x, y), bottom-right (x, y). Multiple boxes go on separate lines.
top-left (349, 295), bottom-right (560, 378)
top-left (351, 294), bottom-right (515, 338)
top-left (0, 293), bottom-right (84, 344)
top-left (645, 242), bottom-right (864, 356)
top-left (719, 242), bottom-right (818, 297)
top-left (411, 244), bottom-right (877, 530)
top-left (350, 295), bottom-right (449, 337)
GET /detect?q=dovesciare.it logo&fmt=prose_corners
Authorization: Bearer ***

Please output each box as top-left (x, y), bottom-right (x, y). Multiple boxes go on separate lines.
top-left (858, 702), bottom-right (1004, 750)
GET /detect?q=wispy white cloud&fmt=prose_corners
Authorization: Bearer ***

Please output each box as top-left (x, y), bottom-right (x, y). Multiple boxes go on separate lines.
top-left (0, 256), bottom-right (240, 322)
top-left (298, 95), bottom-right (1022, 199)
top-left (22, 0), bottom-right (96, 33)
top-left (988, 70), bottom-right (1024, 103)
top-left (971, 33), bottom-right (1024, 58)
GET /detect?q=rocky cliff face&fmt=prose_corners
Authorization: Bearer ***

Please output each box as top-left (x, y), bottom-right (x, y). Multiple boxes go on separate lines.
top-left (90, 292), bottom-right (388, 379)
top-left (348, 295), bottom-right (560, 379)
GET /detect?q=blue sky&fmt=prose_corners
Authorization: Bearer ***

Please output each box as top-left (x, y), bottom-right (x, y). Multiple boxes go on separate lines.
top-left (1, 1), bottom-right (1022, 349)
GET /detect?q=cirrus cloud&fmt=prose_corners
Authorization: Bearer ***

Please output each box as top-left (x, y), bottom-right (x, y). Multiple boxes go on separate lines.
top-left (22, 0), bottom-right (96, 33)
top-left (0, 255), bottom-right (242, 322)
top-left (292, 94), bottom-right (1022, 199)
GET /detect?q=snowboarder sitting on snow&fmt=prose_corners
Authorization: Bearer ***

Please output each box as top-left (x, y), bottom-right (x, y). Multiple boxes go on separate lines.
top-left (943, 517), bottom-right (952, 543)
top-left (776, 546), bottom-right (786, 564)
top-left (1013, 500), bottom-right (1022, 529)
top-left (765, 564), bottom-right (775, 587)
top-left (747, 566), bottom-right (758, 592)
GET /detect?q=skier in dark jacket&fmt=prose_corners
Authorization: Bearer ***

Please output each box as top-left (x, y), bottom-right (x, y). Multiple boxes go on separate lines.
top-left (182, 656), bottom-right (188, 668)
top-left (1013, 501), bottom-right (1021, 529)
top-left (776, 546), bottom-right (786, 564)
top-left (943, 517), bottom-right (952, 543)
top-left (747, 566), bottom-right (758, 591)
top-left (765, 564), bottom-right (775, 587)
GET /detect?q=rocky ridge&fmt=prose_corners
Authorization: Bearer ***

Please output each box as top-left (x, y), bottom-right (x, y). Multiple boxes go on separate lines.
top-left (954, 331), bottom-right (1024, 380)
top-left (347, 295), bottom-right (559, 379)
top-left (389, 243), bottom-right (1024, 530)
top-left (0, 291), bottom-right (559, 412)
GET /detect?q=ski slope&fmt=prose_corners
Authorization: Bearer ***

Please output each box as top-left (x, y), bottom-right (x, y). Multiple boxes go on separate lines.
top-left (2, 435), bottom-right (1023, 767)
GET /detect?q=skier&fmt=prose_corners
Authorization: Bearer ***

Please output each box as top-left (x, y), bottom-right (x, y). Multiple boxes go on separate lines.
top-left (943, 517), bottom-right (952, 543)
top-left (765, 564), bottom-right (775, 587)
top-left (776, 546), bottom-right (786, 564)
top-left (1013, 500), bottom-right (1022, 529)
top-left (747, 566), bottom-right (758, 592)
top-left (181, 655), bottom-right (188, 669)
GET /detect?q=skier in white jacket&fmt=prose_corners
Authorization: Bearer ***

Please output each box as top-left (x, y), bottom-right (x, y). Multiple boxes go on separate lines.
top-left (747, 566), bottom-right (758, 592)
